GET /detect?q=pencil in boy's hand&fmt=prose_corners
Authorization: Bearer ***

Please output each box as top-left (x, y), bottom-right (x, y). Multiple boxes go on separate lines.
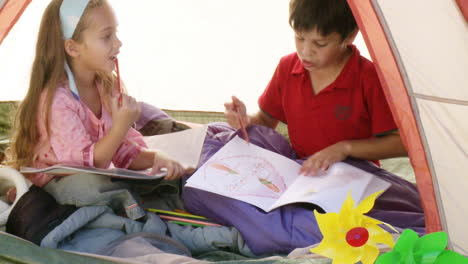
top-left (233, 105), bottom-right (250, 144)
top-left (113, 57), bottom-right (122, 107)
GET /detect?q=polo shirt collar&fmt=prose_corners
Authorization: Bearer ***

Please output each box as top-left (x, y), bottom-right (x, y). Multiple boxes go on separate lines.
top-left (291, 45), bottom-right (360, 91)
top-left (292, 57), bottom-right (307, 75)
top-left (333, 45), bottom-right (360, 90)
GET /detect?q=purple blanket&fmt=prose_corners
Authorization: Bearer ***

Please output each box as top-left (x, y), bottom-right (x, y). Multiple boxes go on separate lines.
top-left (182, 123), bottom-right (425, 255)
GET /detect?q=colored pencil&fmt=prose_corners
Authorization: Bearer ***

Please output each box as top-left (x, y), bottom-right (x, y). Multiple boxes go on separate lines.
top-left (174, 209), bottom-right (194, 215)
top-left (114, 58), bottom-right (122, 107)
top-left (146, 208), bottom-right (208, 220)
top-left (155, 212), bottom-right (220, 225)
top-left (158, 215), bottom-right (222, 227)
top-left (168, 220), bottom-right (205, 227)
top-left (233, 105), bottom-right (250, 144)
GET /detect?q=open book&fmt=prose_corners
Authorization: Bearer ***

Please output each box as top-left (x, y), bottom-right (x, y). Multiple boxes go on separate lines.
top-left (21, 125), bottom-right (208, 180)
top-left (143, 125), bottom-right (208, 169)
top-left (185, 136), bottom-right (391, 213)
top-left (20, 164), bottom-right (165, 180)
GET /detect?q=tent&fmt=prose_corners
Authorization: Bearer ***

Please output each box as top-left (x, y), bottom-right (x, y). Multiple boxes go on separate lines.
top-left (348, 0), bottom-right (468, 255)
top-left (0, 0), bottom-right (467, 262)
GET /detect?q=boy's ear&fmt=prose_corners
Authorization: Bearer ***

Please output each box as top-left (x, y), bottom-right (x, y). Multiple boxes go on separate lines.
top-left (64, 39), bottom-right (80, 58)
top-left (343, 29), bottom-right (359, 46)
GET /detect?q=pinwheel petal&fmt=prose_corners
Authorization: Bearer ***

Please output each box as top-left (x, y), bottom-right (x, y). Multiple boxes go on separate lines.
top-left (362, 215), bottom-right (383, 226)
top-left (366, 224), bottom-right (395, 248)
top-left (360, 245), bottom-right (380, 264)
top-left (355, 190), bottom-right (383, 214)
top-left (339, 192), bottom-right (355, 217)
top-left (314, 210), bottom-right (340, 238)
top-left (435, 250), bottom-right (468, 264)
top-left (312, 191), bottom-right (396, 264)
top-left (333, 246), bottom-right (361, 264)
top-left (394, 229), bottom-right (419, 253)
top-left (414, 232), bottom-right (447, 264)
top-left (415, 231), bottom-right (447, 253)
top-left (311, 242), bottom-right (340, 259)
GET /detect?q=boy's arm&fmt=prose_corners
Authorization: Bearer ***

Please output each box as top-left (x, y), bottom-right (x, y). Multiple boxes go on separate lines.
top-left (249, 110), bottom-right (280, 130)
top-left (300, 131), bottom-right (406, 176)
top-left (341, 130), bottom-right (407, 160)
top-left (225, 96), bottom-right (279, 129)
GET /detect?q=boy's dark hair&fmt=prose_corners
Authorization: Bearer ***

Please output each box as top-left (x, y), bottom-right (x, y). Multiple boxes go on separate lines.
top-left (289, 0), bottom-right (358, 40)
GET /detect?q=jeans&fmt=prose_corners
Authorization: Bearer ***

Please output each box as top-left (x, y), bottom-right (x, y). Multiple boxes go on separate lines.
top-left (44, 173), bottom-right (145, 220)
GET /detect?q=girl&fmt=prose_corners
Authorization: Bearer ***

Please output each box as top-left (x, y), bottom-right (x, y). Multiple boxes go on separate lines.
top-left (8, 0), bottom-right (188, 219)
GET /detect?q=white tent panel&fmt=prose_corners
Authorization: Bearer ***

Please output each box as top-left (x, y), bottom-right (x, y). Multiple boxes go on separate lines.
top-left (376, 0), bottom-right (468, 101)
top-left (375, 0), bottom-right (468, 254)
top-left (0, 0), bottom-right (47, 102)
top-left (417, 99), bottom-right (468, 254)
top-left (0, 0), bottom-right (370, 111)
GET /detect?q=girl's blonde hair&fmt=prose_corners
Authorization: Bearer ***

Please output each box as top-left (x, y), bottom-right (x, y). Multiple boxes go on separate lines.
top-left (7, 0), bottom-right (116, 169)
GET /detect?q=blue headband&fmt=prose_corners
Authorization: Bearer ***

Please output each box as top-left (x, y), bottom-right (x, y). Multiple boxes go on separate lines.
top-left (59, 0), bottom-right (90, 100)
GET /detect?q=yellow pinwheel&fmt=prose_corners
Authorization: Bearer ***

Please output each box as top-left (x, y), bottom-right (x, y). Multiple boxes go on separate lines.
top-left (310, 191), bottom-right (395, 264)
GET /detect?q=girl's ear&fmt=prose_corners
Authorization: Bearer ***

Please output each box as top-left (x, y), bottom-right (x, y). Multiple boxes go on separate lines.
top-left (64, 39), bottom-right (80, 58)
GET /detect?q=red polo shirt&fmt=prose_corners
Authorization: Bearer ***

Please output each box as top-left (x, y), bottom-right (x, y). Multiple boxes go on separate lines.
top-left (258, 45), bottom-right (397, 159)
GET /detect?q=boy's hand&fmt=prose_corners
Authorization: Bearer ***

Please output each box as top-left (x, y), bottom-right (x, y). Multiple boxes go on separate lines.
top-left (111, 94), bottom-right (141, 129)
top-left (300, 141), bottom-right (351, 176)
top-left (151, 151), bottom-right (187, 180)
top-left (224, 96), bottom-right (250, 129)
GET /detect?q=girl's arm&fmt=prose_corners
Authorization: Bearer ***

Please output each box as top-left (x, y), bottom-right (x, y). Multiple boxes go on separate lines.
top-left (300, 131), bottom-right (406, 176)
top-left (94, 95), bottom-right (140, 168)
top-left (128, 149), bottom-right (154, 170)
top-left (93, 121), bottom-right (134, 168)
top-left (129, 149), bottom-right (187, 180)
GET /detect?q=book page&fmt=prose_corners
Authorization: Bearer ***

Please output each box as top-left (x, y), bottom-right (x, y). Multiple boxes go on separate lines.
top-left (269, 162), bottom-right (390, 213)
top-left (143, 125), bottom-right (208, 169)
top-left (185, 136), bottom-right (303, 212)
top-left (20, 165), bottom-right (165, 180)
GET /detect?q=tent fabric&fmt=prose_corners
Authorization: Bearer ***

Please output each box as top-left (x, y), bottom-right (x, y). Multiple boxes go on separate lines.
top-left (457, 0), bottom-right (468, 22)
top-left (348, 0), bottom-right (468, 255)
top-left (0, 0), bottom-right (31, 45)
top-left (347, 0), bottom-right (441, 234)
top-left (2, 0), bottom-right (468, 259)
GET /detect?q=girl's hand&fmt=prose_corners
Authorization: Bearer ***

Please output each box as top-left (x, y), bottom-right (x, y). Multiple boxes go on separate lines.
top-left (111, 94), bottom-right (141, 129)
top-left (151, 151), bottom-right (187, 180)
top-left (299, 141), bottom-right (351, 176)
top-left (224, 96), bottom-right (250, 129)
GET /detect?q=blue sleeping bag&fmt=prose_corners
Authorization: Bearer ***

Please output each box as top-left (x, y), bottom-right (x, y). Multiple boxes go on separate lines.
top-left (182, 123), bottom-right (425, 255)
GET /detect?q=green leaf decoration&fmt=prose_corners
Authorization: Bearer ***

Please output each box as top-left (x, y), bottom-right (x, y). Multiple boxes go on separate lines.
top-left (413, 232), bottom-right (447, 264)
top-left (435, 250), bottom-right (468, 264)
top-left (393, 229), bottom-right (419, 253)
top-left (376, 229), bottom-right (418, 264)
top-left (375, 229), bottom-right (468, 264)
top-left (375, 251), bottom-right (399, 264)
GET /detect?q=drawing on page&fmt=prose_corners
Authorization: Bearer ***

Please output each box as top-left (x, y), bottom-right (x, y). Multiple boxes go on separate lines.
top-left (203, 155), bottom-right (287, 198)
top-left (210, 163), bottom-right (239, 174)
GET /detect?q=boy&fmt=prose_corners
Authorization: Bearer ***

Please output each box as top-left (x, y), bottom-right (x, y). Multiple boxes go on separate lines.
top-left (224, 0), bottom-right (406, 175)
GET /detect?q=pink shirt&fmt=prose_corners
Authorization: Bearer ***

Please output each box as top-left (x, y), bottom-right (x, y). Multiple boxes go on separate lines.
top-left (30, 83), bottom-right (146, 187)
